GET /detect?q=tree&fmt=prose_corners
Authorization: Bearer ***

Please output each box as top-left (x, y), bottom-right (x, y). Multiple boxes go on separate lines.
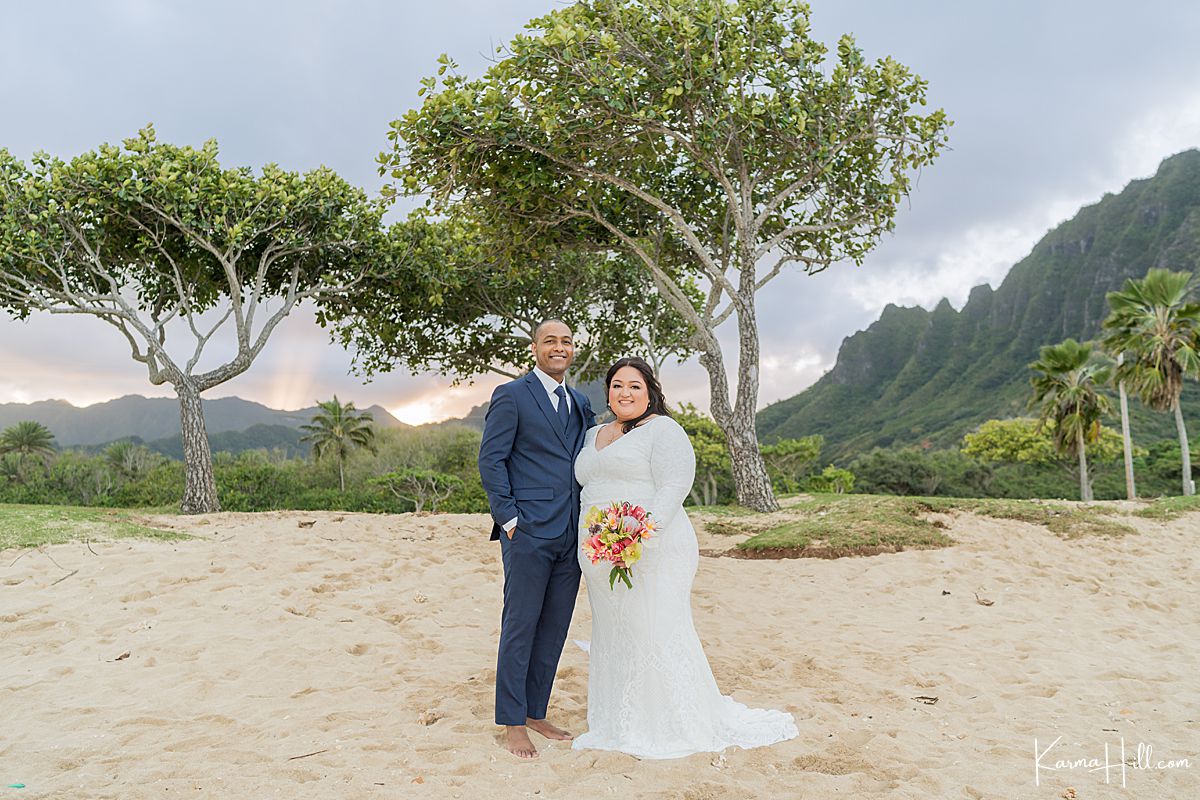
top-left (0, 453), bottom-right (23, 485)
top-left (961, 416), bottom-right (1126, 494)
top-left (299, 396), bottom-right (378, 492)
top-left (674, 403), bottom-right (731, 506)
top-left (1102, 268), bottom-right (1200, 496)
top-left (847, 447), bottom-right (995, 498)
top-left (849, 447), bottom-right (943, 496)
top-left (1114, 352), bottom-right (1137, 499)
top-left (1137, 438), bottom-right (1199, 492)
top-left (0, 421), bottom-right (57, 461)
top-left (962, 417), bottom-right (1061, 466)
top-left (384, 0), bottom-right (951, 510)
top-left (804, 465), bottom-right (855, 494)
top-left (760, 435), bottom-right (822, 493)
top-left (322, 211), bottom-right (697, 384)
top-left (1027, 340), bottom-right (1113, 501)
top-left (371, 468), bottom-right (464, 513)
top-left (0, 421), bottom-right (56, 483)
top-left (105, 440), bottom-right (162, 481)
top-left (0, 127), bottom-right (386, 513)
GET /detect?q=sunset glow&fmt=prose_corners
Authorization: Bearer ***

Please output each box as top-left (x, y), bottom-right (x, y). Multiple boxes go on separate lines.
top-left (389, 397), bottom-right (460, 426)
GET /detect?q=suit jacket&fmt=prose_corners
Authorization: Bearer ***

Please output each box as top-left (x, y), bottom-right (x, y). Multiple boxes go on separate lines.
top-left (478, 371), bottom-right (596, 541)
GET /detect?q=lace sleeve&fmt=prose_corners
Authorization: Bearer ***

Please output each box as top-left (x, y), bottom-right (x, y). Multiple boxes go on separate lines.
top-left (647, 418), bottom-right (696, 531)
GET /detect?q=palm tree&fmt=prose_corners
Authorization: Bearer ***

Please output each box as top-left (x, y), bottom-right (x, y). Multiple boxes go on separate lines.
top-left (1029, 339), bottom-right (1113, 501)
top-left (105, 439), bottom-right (159, 480)
top-left (1114, 352), bottom-right (1137, 499)
top-left (1103, 268), bottom-right (1200, 496)
top-left (299, 396), bottom-right (377, 492)
top-left (0, 420), bottom-right (57, 462)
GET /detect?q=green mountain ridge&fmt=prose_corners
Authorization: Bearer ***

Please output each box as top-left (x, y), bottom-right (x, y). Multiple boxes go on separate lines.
top-left (0, 395), bottom-right (407, 447)
top-left (73, 423), bottom-right (310, 460)
top-left (758, 149), bottom-right (1200, 461)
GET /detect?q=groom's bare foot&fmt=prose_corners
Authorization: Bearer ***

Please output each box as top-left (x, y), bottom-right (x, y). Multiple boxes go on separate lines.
top-left (504, 725), bottom-right (538, 759)
top-left (526, 717), bottom-right (573, 740)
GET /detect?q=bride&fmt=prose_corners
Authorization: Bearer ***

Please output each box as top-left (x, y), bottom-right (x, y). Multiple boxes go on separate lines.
top-left (571, 356), bottom-right (798, 759)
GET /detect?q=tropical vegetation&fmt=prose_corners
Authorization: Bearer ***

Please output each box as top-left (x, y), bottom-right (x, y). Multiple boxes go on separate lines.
top-left (0, 128), bottom-right (388, 513)
top-left (757, 151), bottom-right (1200, 462)
top-left (299, 396), bottom-right (378, 492)
top-left (384, 0), bottom-right (951, 511)
top-left (1026, 340), bottom-right (1113, 501)
top-left (1102, 268), bottom-right (1200, 495)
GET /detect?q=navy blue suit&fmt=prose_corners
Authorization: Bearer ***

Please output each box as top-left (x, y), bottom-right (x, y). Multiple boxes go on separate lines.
top-left (478, 371), bottom-right (595, 725)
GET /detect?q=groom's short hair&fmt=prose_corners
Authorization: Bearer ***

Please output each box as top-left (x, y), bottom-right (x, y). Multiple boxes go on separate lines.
top-left (533, 318), bottom-right (571, 341)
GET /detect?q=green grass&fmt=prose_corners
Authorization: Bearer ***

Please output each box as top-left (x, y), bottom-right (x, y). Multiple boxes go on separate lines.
top-left (915, 497), bottom-right (1137, 539)
top-left (701, 519), bottom-right (755, 536)
top-left (1133, 495), bottom-right (1200, 520)
top-left (688, 503), bottom-right (760, 518)
top-left (732, 495), bottom-right (954, 555)
top-left (688, 493), bottom-right (1159, 557)
top-left (0, 503), bottom-right (187, 551)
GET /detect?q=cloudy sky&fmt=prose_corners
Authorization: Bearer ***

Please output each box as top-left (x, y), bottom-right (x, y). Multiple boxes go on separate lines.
top-left (3, 1), bottom-right (1199, 424)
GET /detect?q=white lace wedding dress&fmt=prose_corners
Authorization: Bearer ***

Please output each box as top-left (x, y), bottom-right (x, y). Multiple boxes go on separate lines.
top-left (572, 416), bottom-right (798, 759)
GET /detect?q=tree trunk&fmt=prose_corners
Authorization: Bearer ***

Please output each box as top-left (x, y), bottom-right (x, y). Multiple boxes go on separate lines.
top-left (697, 277), bottom-right (778, 513)
top-left (1174, 399), bottom-right (1194, 496)
top-left (1076, 440), bottom-right (1091, 502)
top-left (725, 426), bottom-right (776, 510)
top-left (338, 458), bottom-right (346, 493)
top-left (1118, 377), bottom-right (1137, 499)
top-left (699, 343), bottom-right (778, 513)
top-left (177, 382), bottom-right (219, 514)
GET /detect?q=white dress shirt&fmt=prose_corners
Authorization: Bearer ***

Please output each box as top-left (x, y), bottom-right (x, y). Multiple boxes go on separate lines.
top-left (504, 366), bottom-right (570, 532)
top-left (531, 365), bottom-right (571, 414)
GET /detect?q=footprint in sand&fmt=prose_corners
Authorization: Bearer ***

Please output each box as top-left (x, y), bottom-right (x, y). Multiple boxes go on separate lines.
top-left (9, 617), bottom-right (60, 634)
top-left (792, 751), bottom-right (874, 776)
top-left (281, 767), bottom-right (322, 783)
top-left (413, 637), bottom-right (446, 655)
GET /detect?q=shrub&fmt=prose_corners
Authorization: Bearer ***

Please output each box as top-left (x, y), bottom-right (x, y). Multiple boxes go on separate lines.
top-left (803, 465), bottom-right (856, 494)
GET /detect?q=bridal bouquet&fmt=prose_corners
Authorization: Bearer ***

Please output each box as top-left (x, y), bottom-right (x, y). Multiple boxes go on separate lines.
top-left (583, 501), bottom-right (656, 590)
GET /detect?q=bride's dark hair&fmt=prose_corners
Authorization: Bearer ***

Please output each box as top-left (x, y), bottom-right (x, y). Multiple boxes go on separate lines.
top-left (605, 356), bottom-right (672, 433)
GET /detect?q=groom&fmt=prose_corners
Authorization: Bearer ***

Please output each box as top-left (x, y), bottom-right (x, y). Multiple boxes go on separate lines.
top-left (478, 319), bottom-right (596, 759)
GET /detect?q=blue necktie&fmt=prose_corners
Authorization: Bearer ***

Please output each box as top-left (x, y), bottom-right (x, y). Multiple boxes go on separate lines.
top-left (554, 385), bottom-right (569, 431)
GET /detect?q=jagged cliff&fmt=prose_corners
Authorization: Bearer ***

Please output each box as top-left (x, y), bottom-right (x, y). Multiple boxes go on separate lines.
top-left (758, 150), bottom-right (1200, 460)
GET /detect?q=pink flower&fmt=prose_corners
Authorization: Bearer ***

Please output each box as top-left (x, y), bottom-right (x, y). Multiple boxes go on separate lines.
top-left (583, 501), bottom-right (655, 590)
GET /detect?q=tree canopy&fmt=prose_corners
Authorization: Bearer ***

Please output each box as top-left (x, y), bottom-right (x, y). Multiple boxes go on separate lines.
top-left (0, 421), bottom-right (57, 460)
top-left (300, 396), bottom-right (378, 493)
top-left (0, 127), bottom-right (386, 512)
top-left (383, 0), bottom-right (951, 510)
top-left (1102, 267), bottom-right (1199, 495)
top-left (962, 417), bottom-right (1125, 467)
top-left (320, 211), bottom-right (698, 384)
top-left (1103, 269), bottom-right (1200, 411)
top-left (1027, 340), bottom-right (1114, 501)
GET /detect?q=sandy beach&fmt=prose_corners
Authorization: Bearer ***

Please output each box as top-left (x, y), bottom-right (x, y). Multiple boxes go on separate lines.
top-left (2, 505), bottom-right (1197, 799)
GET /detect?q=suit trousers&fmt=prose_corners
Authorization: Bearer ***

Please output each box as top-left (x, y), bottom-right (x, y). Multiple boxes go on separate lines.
top-left (495, 525), bottom-right (580, 725)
